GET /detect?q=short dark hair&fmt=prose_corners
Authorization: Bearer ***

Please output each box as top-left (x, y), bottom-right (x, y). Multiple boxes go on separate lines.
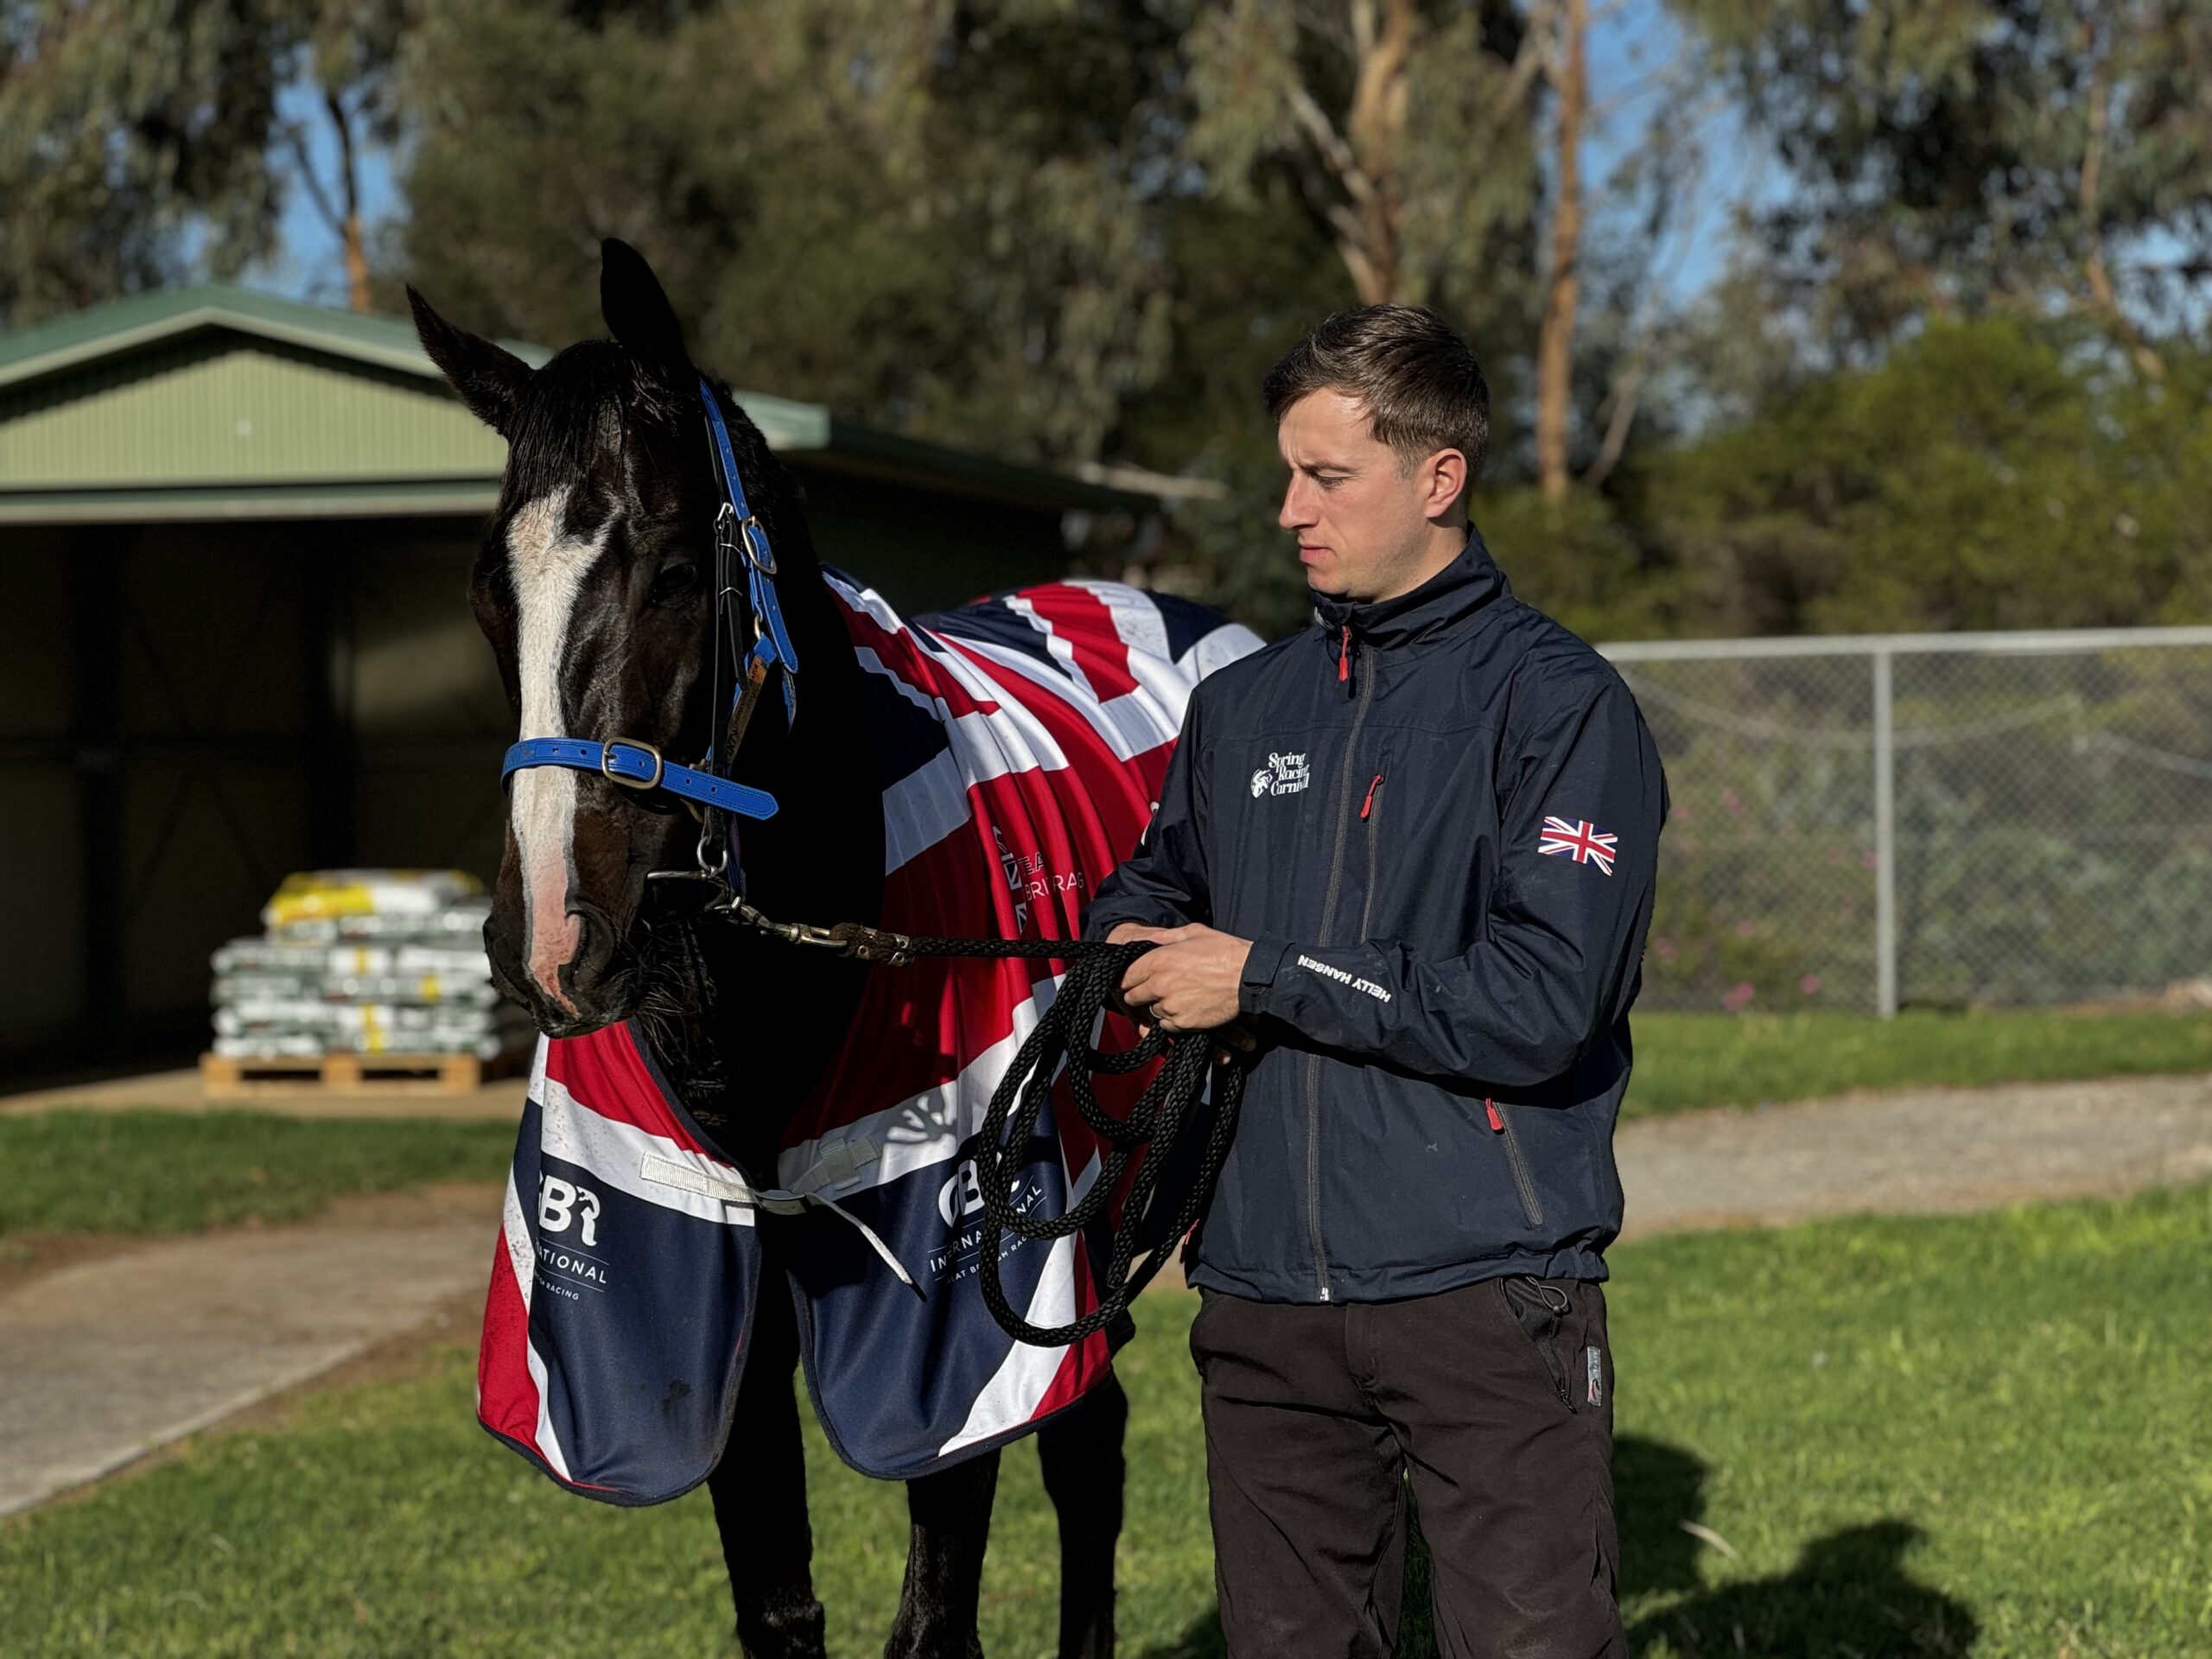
top-left (1262, 305), bottom-right (1491, 489)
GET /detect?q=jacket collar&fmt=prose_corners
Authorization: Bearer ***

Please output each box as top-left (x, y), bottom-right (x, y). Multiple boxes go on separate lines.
top-left (1311, 528), bottom-right (1509, 667)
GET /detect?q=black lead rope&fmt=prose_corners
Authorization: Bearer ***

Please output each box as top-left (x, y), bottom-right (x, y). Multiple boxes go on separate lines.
top-left (727, 906), bottom-right (1246, 1347)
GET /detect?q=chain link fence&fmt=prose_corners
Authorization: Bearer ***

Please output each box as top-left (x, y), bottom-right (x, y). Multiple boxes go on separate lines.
top-left (1600, 628), bottom-right (2212, 1015)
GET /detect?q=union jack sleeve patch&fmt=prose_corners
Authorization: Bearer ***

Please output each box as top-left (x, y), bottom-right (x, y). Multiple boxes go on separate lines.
top-left (1537, 816), bottom-right (1618, 876)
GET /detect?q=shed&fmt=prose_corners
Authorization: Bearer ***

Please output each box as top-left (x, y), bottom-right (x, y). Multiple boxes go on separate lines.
top-left (0, 287), bottom-right (1158, 1077)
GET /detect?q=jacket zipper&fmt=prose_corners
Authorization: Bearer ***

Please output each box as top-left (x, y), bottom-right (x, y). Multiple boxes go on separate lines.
top-left (1305, 632), bottom-right (1378, 1301)
top-left (1488, 1097), bottom-right (1546, 1228)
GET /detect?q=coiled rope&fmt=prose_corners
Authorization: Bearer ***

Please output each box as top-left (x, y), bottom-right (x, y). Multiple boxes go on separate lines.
top-left (729, 905), bottom-right (1243, 1347)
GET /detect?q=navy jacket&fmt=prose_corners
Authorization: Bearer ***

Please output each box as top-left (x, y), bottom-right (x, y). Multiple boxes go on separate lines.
top-left (1084, 531), bottom-right (1667, 1303)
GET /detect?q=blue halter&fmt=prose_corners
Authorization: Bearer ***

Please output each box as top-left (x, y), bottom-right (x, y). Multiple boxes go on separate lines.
top-left (498, 376), bottom-right (799, 833)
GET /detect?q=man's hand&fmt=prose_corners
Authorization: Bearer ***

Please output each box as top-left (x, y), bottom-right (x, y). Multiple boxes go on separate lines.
top-left (1107, 922), bottom-right (1255, 1038)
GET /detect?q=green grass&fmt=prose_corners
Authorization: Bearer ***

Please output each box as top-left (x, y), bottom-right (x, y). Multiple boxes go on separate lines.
top-left (7, 1182), bottom-right (2209, 1656)
top-left (1629, 1007), bottom-right (2212, 1118)
top-left (0, 1110), bottom-right (514, 1238)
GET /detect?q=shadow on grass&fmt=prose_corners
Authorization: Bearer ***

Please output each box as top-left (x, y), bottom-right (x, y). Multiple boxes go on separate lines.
top-left (1626, 1516), bottom-right (1978, 1657)
top-left (1135, 1436), bottom-right (1976, 1658)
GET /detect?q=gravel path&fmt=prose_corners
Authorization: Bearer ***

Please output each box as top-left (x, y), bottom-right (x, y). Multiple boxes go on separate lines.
top-left (1616, 1071), bottom-right (2212, 1241)
top-left (5, 1071), bottom-right (2209, 1517)
top-left (0, 1184), bottom-right (497, 1517)
top-left (0, 1068), bottom-right (524, 1120)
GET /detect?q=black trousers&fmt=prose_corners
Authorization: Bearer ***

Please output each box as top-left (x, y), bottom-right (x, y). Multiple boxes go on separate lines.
top-left (1189, 1277), bottom-right (1624, 1659)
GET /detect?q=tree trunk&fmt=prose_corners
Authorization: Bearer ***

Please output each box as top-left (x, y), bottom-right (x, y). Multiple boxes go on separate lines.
top-left (1344, 0), bottom-right (1415, 304)
top-left (342, 213), bottom-right (371, 314)
top-left (327, 90), bottom-right (372, 314)
top-left (1536, 0), bottom-right (1585, 506)
top-left (1283, 0), bottom-right (1417, 305)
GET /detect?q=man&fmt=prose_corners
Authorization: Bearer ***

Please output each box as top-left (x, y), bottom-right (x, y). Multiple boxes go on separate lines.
top-left (1082, 305), bottom-right (1667, 1658)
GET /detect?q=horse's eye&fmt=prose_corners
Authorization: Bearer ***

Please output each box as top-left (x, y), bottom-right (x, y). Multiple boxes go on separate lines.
top-left (647, 562), bottom-right (699, 606)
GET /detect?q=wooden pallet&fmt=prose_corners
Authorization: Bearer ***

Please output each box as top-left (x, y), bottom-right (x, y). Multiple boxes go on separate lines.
top-left (200, 1049), bottom-right (519, 1097)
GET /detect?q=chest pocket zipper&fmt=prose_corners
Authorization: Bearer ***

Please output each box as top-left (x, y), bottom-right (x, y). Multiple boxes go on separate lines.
top-left (1487, 1097), bottom-right (1545, 1229)
top-left (1355, 770), bottom-right (1385, 938)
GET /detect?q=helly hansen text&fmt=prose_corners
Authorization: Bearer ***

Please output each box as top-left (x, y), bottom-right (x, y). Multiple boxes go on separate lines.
top-left (1294, 954), bottom-right (1393, 1002)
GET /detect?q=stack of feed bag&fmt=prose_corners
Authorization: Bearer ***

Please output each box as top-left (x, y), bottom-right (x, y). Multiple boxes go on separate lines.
top-left (209, 870), bottom-right (528, 1060)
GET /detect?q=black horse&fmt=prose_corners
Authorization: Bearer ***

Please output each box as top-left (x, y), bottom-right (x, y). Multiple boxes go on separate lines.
top-left (410, 241), bottom-right (1131, 1659)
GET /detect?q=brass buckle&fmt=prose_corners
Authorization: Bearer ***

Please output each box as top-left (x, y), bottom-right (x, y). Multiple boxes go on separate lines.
top-left (600, 739), bottom-right (664, 791)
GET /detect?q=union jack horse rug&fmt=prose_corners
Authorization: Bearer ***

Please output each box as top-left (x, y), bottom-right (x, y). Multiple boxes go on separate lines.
top-left (479, 573), bottom-right (1262, 1500)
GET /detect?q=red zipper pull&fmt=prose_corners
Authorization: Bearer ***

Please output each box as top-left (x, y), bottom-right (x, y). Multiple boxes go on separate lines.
top-left (1485, 1097), bottom-right (1504, 1133)
top-left (1360, 772), bottom-right (1383, 820)
top-left (1338, 623), bottom-right (1351, 683)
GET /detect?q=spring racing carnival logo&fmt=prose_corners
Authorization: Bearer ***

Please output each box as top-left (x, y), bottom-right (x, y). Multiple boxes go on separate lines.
top-left (535, 1173), bottom-right (610, 1297)
top-left (1250, 750), bottom-right (1311, 798)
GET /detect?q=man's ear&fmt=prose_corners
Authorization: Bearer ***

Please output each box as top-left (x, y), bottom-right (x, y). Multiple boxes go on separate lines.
top-left (408, 289), bottom-right (532, 436)
top-left (1424, 447), bottom-right (1471, 519)
top-left (600, 238), bottom-right (690, 373)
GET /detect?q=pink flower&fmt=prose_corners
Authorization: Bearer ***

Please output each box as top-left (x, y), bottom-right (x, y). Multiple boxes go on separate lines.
top-left (1722, 789), bottom-right (1745, 817)
top-left (1732, 918), bottom-right (1760, 938)
top-left (1720, 982), bottom-right (1757, 1013)
top-left (1653, 935), bottom-right (1680, 963)
top-left (1860, 850), bottom-right (1879, 869)
top-left (1799, 975), bottom-right (1822, 995)
top-left (1672, 802), bottom-right (1696, 825)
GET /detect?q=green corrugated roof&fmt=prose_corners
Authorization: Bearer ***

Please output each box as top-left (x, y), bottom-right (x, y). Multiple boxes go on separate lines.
top-left (0, 283), bottom-right (545, 385)
top-left (0, 285), bottom-right (1151, 520)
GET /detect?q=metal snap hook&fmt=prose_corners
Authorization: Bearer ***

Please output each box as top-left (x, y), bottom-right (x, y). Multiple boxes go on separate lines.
top-left (693, 820), bottom-right (728, 877)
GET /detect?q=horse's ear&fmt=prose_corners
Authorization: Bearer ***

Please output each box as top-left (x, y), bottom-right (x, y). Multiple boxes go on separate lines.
top-left (408, 289), bottom-right (532, 436)
top-left (600, 238), bottom-right (690, 373)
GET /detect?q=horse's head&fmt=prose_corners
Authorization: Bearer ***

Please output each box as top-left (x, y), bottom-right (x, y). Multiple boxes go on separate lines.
top-left (409, 241), bottom-right (803, 1035)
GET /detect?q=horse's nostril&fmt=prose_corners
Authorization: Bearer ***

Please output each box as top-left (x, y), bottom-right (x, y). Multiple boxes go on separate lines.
top-left (566, 901), bottom-right (620, 978)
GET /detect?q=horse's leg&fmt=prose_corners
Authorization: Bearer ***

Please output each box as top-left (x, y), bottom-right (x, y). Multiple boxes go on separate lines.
top-left (1036, 1374), bottom-right (1128, 1659)
top-left (882, 1451), bottom-right (1001, 1659)
top-left (709, 1286), bottom-right (827, 1658)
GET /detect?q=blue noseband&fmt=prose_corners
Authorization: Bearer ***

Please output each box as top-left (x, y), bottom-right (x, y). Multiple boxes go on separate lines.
top-left (499, 737), bottom-right (779, 820)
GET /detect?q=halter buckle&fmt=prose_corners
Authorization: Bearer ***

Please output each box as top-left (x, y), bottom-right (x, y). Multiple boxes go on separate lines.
top-left (740, 517), bottom-right (776, 575)
top-left (600, 739), bottom-right (664, 791)
top-left (715, 501), bottom-right (777, 576)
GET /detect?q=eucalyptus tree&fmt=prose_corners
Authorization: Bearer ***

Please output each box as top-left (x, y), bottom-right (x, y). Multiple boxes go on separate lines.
top-left (0, 0), bottom-right (410, 324)
top-left (1670, 0), bottom-right (2212, 371)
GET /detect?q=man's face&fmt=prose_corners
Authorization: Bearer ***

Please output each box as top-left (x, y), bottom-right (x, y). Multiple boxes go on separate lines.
top-left (1276, 388), bottom-right (1454, 603)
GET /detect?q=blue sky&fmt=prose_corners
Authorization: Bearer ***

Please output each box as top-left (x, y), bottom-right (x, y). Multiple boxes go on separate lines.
top-left (1583, 0), bottom-right (1783, 302)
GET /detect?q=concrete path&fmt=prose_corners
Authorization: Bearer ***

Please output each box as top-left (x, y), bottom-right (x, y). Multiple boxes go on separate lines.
top-left (4, 1071), bottom-right (2211, 1518)
top-left (0, 1184), bottom-right (497, 1517)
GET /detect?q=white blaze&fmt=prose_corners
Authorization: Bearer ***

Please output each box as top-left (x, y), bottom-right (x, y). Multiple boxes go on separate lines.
top-left (506, 489), bottom-right (610, 1010)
